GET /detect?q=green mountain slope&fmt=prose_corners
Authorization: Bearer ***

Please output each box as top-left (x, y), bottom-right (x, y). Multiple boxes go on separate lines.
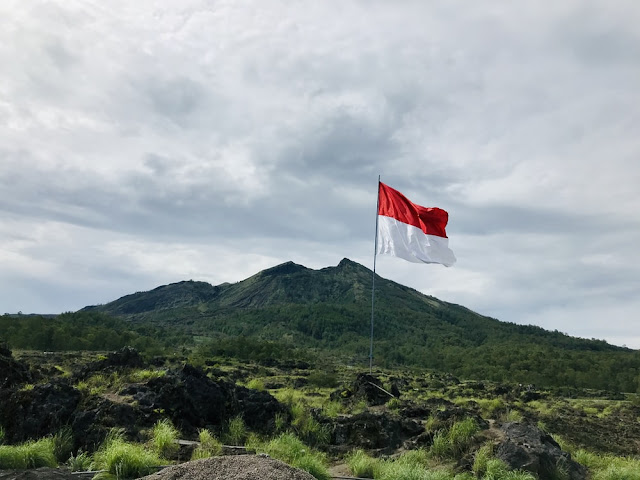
top-left (84, 258), bottom-right (640, 391)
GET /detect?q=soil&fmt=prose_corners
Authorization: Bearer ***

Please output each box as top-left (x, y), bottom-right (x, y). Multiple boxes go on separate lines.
top-left (139, 455), bottom-right (316, 480)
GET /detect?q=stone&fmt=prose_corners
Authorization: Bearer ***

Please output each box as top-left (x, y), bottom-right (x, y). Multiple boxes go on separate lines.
top-left (495, 422), bottom-right (587, 480)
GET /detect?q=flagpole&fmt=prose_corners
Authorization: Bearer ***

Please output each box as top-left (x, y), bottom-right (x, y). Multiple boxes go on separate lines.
top-left (370, 175), bottom-right (381, 374)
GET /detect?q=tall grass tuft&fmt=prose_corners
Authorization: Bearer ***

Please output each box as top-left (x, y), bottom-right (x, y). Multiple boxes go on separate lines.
top-left (53, 427), bottom-right (74, 463)
top-left (191, 429), bottom-right (222, 460)
top-left (430, 418), bottom-right (479, 458)
top-left (346, 449), bottom-right (379, 478)
top-left (0, 426), bottom-right (5, 445)
top-left (573, 449), bottom-right (640, 480)
top-left (472, 442), bottom-right (493, 477)
top-left (225, 415), bottom-right (247, 446)
top-left (92, 429), bottom-right (163, 479)
top-left (0, 438), bottom-right (57, 469)
top-left (151, 419), bottom-right (179, 459)
top-left (255, 433), bottom-right (330, 480)
top-left (67, 449), bottom-right (93, 471)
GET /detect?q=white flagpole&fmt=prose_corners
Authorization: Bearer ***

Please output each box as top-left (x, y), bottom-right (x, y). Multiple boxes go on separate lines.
top-left (370, 175), bottom-right (381, 373)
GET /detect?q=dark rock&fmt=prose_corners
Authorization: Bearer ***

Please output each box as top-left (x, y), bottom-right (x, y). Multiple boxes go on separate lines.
top-left (0, 382), bottom-right (81, 443)
top-left (72, 397), bottom-right (146, 451)
top-left (0, 343), bottom-right (12, 357)
top-left (400, 405), bottom-right (432, 419)
top-left (0, 351), bottom-right (31, 389)
top-left (74, 346), bottom-right (144, 380)
top-left (331, 411), bottom-right (423, 452)
top-left (520, 390), bottom-right (542, 402)
top-left (113, 363), bottom-right (284, 437)
top-left (351, 373), bottom-right (393, 406)
top-left (495, 422), bottom-right (588, 480)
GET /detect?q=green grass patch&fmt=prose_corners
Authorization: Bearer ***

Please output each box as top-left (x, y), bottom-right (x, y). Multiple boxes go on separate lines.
top-left (430, 418), bottom-right (479, 459)
top-left (191, 429), bottom-right (222, 460)
top-left (224, 415), bottom-right (247, 446)
top-left (67, 449), bottom-right (93, 471)
top-left (253, 433), bottom-right (330, 480)
top-left (346, 449), bottom-right (379, 478)
top-left (0, 438), bottom-right (57, 469)
top-left (151, 419), bottom-right (179, 459)
top-left (52, 427), bottom-right (74, 463)
top-left (472, 442), bottom-right (493, 477)
top-left (574, 449), bottom-right (640, 480)
top-left (91, 429), bottom-right (163, 479)
top-left (127, 369), bottom-right (166, 383)
top-left (246, 378), bottom-right (266, 391)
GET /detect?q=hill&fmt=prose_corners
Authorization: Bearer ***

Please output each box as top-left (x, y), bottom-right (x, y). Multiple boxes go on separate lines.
top-left (81, 258), bottom-right (640, 392)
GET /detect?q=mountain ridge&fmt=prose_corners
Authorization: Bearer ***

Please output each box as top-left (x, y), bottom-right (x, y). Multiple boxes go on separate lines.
top-left (84, 258), bottom-right (625, 353)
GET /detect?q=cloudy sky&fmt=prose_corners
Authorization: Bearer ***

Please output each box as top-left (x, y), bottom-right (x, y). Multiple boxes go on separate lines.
top-left (2, 1), bottom-right (639, 348)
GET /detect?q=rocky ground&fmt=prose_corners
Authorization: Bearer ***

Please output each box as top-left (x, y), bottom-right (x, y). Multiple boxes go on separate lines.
top-left (2, 347), bottom-right (640, 478)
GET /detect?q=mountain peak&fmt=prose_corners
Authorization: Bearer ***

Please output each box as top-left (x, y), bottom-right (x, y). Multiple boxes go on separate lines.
top-left (260, 261), bottom-right (309, 277)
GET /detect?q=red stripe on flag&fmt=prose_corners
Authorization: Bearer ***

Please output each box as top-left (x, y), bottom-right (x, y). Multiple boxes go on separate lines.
top-left (378, 182), bottom-right (449, 238)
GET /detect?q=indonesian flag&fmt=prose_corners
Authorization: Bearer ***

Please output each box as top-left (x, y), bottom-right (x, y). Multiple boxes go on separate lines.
top-left (377, 182), bottom-right (456, 267)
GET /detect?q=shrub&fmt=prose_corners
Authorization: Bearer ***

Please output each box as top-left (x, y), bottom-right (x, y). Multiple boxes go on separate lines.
top-left (191, 429), bottom-right (222, 460)
top-left (306, 371), bottom-right (338, 388)
top-left (0, 426), bottom-right (4, 445)
top-left (151, 419), bottom-right (180, 459)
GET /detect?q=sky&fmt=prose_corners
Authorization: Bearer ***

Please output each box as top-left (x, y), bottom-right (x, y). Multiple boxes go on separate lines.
top-left (2, 1), bottom-right (639, 348)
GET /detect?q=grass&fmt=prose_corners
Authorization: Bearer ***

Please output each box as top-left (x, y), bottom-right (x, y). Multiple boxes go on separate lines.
top-left (430, 418), bottom-right (479, 459)
top-left (67, 449), bottom-right (93, 471)
top-left (91, 429), bottom-right (163, 479)
top-left (127, 369), bottom-right (166, 383)
top-left (472, 442), bottom-right (494, 477)
top-left (0, 438), bottom-right (57, 469)
top-left (224, 415), bottom-right (247, 446)
top-left (573, 449), bottom-right (640, 480)
top-left (191, 429), bottom-right (222, 460)
top-left (151, 419), bottom-right (179, 459)
top-left (52, 427), bottom-right (74, 463)
top-left (346, 449), bottom-right (379, 478)
top-left (254, 433), bottom-right (330, 480)
top-left (246, 378), bottom-right (266, 391)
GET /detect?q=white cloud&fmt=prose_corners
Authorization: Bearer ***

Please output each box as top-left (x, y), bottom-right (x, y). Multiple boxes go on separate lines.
top-left (1, 0), bottom-right (639, 347)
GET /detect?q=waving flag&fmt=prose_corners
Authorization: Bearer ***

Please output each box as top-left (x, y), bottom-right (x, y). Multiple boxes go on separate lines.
top-left (377, 182), bottom-right (456, 266)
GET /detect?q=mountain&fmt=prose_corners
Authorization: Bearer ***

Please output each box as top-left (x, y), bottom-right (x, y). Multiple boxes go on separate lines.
top-left (83, 258), bottom-right (639, 391)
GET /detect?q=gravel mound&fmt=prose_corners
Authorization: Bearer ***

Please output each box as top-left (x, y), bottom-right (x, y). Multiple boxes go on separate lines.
top-left (139, 455), bottom-right (317, 480)
top-left (0, 468), bottom-right (77, 480)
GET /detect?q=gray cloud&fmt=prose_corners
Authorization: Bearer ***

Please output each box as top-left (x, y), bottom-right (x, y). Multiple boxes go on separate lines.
top-left (1, 0), bottom-right (639, 346)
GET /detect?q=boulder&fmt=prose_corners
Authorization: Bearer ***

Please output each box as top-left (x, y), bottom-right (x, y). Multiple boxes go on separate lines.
top-left (73, 346), bottom-right (144, 380)
top-left (495, 422), bottom-right (587, 480)
top-left (0, 350), bottom-right (31, 389)
top-left (331, 411), bottom-right (423, 451)
top-left (0, 382), bottom-right (81, 443)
